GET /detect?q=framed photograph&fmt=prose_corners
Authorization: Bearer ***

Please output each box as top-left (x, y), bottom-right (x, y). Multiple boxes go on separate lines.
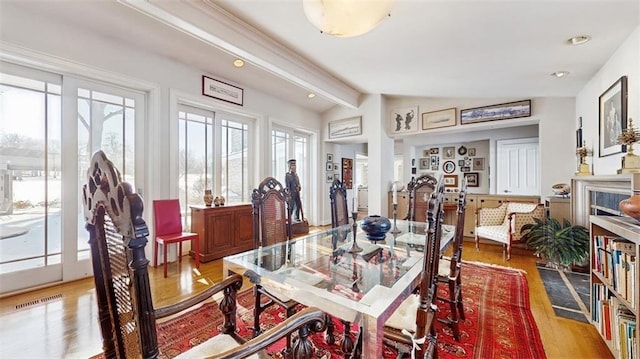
top-left (443, 160), bottom-right (456, 174)
top-left (460, 99), bottom-right (531, 125)
top-left (430, 156), bottom-right (440, 169)
top-left (443, 174), bottom-right (458, 187)
top-left (464, 172), bottom-right (479, 187)
top-left (326, 174), bottom-right (334, 183)
top-left (429, 147), bottom-right (439, 155)
top-left (419, 158), bottom-right (429, 169)
top-left (458, 160), bottom-right (465, 166)
top-left (202, 76), bottom-right (244, 106)
top-left (421, 107), bottom-right (457, 130)
top-left (325, 162), bottom-right (333, 171)
top-left (333, 163), bottom-right (339, 171)
top-left (333, 173), bottom-right (340, 180)
top-left (411, 167), bottom-right (417, 174)
top-left (327, 153), bottom-right (333, 162)
top-left (599, 76), bottom-right (627, 157)
top-left (468, 148), bottom-right (476, 156)
top-left (390, 106), bottom-right (419, 134)
top-left (422, 149), bottom-right (430, 157)
top-left (442, 146), bottom-right (455, 159)
top-left (329, 116), bottom-right (362, 139)
top-left (473, 158), bottom-right (485, 171)
top-left (460, 166), bottom-right (471, 172)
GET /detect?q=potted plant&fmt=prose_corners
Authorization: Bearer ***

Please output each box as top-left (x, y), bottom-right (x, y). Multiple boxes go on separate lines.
top-left (520, 217), bottom-right (589, 270)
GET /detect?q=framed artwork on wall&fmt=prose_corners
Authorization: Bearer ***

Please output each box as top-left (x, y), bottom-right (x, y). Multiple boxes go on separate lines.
top-left (599, 76), bottom-right (627, 157)
top-left (419, 158), bottom-right (429, 169)
top-left (473, 158), bottom-right (485, 171)
top-left (443, 175), bottom-right (458, 187)
top-left (442, 146), bottom-right (455, 159)
top-left (421, 107), bottom-right (457, 130)
top-left (390, 106), bottom-right (419, 134)
top-left (464, 172), bottom-right (479, 187)
top-left (443, 160), bottom-right (456, 174)
top-left (202, 76), bottom-right (244, 106)
top-left (460, 99), bottom-right (531, 124)
top-left (329, 116), bottom-right (362, 139)
top-left (342, 157), bottom-right (353, 189)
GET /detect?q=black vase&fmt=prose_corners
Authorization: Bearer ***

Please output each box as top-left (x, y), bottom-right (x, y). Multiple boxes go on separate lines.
top-left (360, 215), bottom-right (391, 241)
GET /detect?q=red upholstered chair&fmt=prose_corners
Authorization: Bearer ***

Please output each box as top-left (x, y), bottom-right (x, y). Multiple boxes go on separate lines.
top-left (153, 199), bottom-right (200, 278)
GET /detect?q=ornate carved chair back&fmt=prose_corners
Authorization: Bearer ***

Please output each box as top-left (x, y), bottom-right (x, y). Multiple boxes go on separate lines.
top-left (407, 174), bottom-right (438, 223)
top-left (82, 150), bottom-right (157, 358)
top-left (252, 177), bottom-right (293, 248)
top-left (329, 179), bottom-right (349, 228)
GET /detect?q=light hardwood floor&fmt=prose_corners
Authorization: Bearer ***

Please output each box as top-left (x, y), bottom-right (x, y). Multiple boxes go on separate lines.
top-left (0, 235), bottom-right (612, 359)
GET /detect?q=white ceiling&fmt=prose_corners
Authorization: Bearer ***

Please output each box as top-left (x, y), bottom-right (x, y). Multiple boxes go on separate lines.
top-left (9, 0), bottom-right (639, 113)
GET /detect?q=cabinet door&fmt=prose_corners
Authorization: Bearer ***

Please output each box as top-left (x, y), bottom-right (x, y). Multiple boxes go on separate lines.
top-left (234, 206), bottom-right (254, 252)
top-left (477, 195), bottom-right (504, 209)
top-left (463, 195), bottom-right (477, 237)
top-left (504, 195), bottom-right (540, 204)
top-left (206, 211), bottom-right (235, 256)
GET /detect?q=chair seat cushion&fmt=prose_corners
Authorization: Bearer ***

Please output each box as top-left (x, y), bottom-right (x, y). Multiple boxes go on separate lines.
top-left (156, 232), bottom-right (198, 244)
top-left (438, 257), bottom-right (452, 277)
top-left (385, 293), bottom-right (420, 333)
top-left (476, 224), bottom-right (509, 244)
top-left (174, 333), bottom-right (260, 359)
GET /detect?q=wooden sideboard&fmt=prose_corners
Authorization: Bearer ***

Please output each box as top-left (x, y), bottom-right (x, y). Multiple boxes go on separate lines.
top-left (189, 204), bottom-right (254, 262)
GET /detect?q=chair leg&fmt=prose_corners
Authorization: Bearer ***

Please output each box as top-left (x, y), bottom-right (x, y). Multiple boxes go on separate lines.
top-left (447, 278), bottom-right (460, 341)
top-left (456, 274), bottom-right (465, 321)
top-left (340, 320), bottom-right (355, 359)
top-left (507, 244), bottom-right (512, 260)
top-left (163, 243), bottom-right (168, 278)
top-left (178, 242), bottom-right (183, 262)
top-left (154, 241), bottom-right (159, 268)
top-left (193, 237), bottom-right (200, 268)
top-left (253, 287), bottom-right (262, 337)
top-left (475, 234), bottom-right (479, 252)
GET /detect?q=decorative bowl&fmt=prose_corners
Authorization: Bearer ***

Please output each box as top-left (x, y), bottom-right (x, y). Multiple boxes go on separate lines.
top-left (551, 183), bottom-right (570, 196)
top-left (360, 215), bottom-right (391, 241)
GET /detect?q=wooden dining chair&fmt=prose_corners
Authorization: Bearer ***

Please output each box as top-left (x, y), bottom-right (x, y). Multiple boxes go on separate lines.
top-left (250, 177), bottom-right (300, 354)
top-left (82, 151), bottom-right (326, 359)
top-left (384, 180), bottom-right (446, 359)
top-left (436, 178), bottom-right (468, 341)
top-left (329, 178), bottom-right (349, 228)
top-left (152, 198), bottom-right (199, 278)
top-left (406, 174), bottom-right (439, 223)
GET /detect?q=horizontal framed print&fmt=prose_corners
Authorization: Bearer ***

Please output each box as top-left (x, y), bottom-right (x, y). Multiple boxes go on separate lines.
top-left (421, 107), bottom-right (457, 130)
top-left (460, 166), bottom-right (471, 172)
top-left (202, 76), bottom-right (243, 106)
top-left (460, 99), bottom-right (531, 125)
top-left (329, 116), bottom-right (363, 139)
top-left (599, 76), bottom-right (627, 157)
top-left (443, 174), bottom-right (458, 187)
top-left (429, 147), bottom-right (439, 155)
top-left (390, 106), bottom-right (419, 134)
top-left (464, 172), bottom-right (479, 187)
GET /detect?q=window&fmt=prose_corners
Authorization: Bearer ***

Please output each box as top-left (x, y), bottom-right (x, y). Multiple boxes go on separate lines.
top-left (178, 105), bottom-right (251, 217)
top-left (271, 126), bottom-right (310, 218)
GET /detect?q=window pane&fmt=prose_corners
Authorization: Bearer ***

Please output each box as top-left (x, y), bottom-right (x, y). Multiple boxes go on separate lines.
top-left (221, 120), bottom-right (248, 204)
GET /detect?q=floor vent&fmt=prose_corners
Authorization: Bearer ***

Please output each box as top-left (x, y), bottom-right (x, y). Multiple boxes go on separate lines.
top-left (15, 293), bottom-right (63, 310)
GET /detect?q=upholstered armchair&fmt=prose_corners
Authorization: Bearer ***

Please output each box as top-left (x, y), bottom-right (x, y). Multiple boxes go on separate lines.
top-left (475, 201), bottom-right (545, 260)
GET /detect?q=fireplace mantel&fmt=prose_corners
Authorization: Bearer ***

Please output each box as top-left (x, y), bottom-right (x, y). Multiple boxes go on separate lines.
top-left (571, 173), bottom-right (639, 227)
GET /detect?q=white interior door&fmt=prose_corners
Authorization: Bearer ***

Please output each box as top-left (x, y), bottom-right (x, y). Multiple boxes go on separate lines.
top-left (496, 138), bottom-right (539, 195)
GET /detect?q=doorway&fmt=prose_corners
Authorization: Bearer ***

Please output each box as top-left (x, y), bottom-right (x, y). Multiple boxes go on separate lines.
top-left (496, 137), bottom-right (540, 195)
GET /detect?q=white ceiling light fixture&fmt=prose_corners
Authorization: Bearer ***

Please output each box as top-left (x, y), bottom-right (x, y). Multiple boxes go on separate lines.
top-left (307, 92), bottom-right (316, 99)
top-left (551, 71), bottom-right (570, 78)
top-left (303, 0), bottom-right (395, 37)
top-left (233, 59), bottom-right (245, 68)
top-left (567, 35), bottom-right (591, 46)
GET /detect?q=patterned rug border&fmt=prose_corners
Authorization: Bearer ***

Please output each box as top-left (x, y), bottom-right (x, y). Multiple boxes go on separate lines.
top-left (461, 259), bottom-right (528, 274)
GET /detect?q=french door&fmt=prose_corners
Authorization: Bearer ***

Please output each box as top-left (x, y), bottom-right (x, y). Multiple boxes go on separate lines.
top-left (0, 63), bottom-right (145, 294)
top-left (271, 126), bottom-right (310, 219)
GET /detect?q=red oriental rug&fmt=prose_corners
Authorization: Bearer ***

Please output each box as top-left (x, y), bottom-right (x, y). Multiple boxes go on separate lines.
top-left (96, 261), bottom-right (547, 359)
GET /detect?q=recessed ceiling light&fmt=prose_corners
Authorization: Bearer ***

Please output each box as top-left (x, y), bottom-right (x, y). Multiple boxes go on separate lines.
top-left (233, 59), bottom-right (245, 68)
top-left (551, 71), bottom-right (570, 78)
top-left (307, 93), bottom-right (316, 99)
top-left (567, 35), bottom-right (591, 46)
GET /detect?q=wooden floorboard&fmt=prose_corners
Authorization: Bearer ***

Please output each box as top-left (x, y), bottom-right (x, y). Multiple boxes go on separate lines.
top-left (0, 234), bottom-right (612, 359)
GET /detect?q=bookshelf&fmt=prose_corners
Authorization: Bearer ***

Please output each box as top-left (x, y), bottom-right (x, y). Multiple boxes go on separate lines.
top-left (590, 215), bottom-right (639, 359)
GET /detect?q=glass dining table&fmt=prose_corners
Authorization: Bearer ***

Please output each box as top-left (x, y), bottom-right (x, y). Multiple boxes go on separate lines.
top-left (223, 219), bottom-right (455, 357)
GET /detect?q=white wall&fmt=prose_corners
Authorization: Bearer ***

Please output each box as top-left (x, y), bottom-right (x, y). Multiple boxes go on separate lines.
top-left (576, 26), bottom-right (640, 175)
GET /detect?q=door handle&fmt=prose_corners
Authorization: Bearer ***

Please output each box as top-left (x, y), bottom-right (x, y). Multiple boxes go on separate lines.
top-left (503, 190), bottom-right (511, 193)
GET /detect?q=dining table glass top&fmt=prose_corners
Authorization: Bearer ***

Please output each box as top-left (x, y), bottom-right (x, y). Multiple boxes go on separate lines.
top-left (223, 220), bottom-right (455, 323)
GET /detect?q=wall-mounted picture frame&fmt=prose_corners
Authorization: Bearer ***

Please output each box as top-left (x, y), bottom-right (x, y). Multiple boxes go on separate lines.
top-left (443, 160), bottom-right (456, 174)
top-left (460, 166), bottom-right (470, 172)
top-left (342, 157), bottom-right (353, 189)
top-left (202, 75), bottom-right (244, 106)
top-left (325, 162), bottom-right (333, 171)
top-left (333, 163), bottom-right (339, 171)
top-left (430, 155), bottom-right (440, 169)
top-left (421, 107), bottom-right (457, 130)
top-left (419, 157), bottom-right (429, 169)
top-left (473, 158), bottom-right (485, 171)
top-left (460, 99), bottom-right (531, 125)
top-left (468, 148), bottom-right (476, 156)
top-left (327, 153), bottom-right (333, 162)
top-left (442, 146), bottom-right (455, 159)
top-left (464, 172), bottom-right (479, 187)
top-left (429, 147), bottom-right (439, 155)
top-left (333, 173), bottom-right (340, 180)
top-left (329, 116), bottom-right (363, 139)
top-left (390, 106), bottom-right (419, 134)
top-left (326, 174), bottom-right (334, 183)
top-left (422, 149), bottom-right (430, 157)
top-left (599, 76), bottom-right (627, 157)
top-left (443, 174), bottom-right (458, 187)
top-left (458, 160), bottom-right (465, 166)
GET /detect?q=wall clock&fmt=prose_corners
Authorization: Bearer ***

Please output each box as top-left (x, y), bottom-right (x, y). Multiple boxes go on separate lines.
top-left (458, 145), bottom-right (467, 155)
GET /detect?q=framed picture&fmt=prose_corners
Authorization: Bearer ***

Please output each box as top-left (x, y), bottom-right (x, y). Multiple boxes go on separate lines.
top-left (333, 163), bottom-right (339, 171)
top-left (411, 167), bottom-right (417, 174)
top-left (460, 99), bottom-right (531, 125)
top-left (458, 160), bottom-right (465, 166)
top-left (326, 174), bottom-right (334, 183)
top-left (421, 107), bottom-right (457, 130)
top-left (333, 173), bottom-right (340, 180)
top-left (329, 116), bottom-right (362, 139)
top-left (443, 160), bottom-right (456, 174)
top-left (599, 76), bottom-right (627, 157)
top-left (468, 148), bottom-right (476, 156)
top-left (429, 147), bottom-right (439, 155)
top-left (342, 158), bottom-right (353, 189)
top-left (464, 172), bottom-right (479, 187)
top-left (443, 174), bottom-right (458, 187)
top-left (430, 156), bottom-right (440, 168)
top-left (327, 153), bottom-right (333, 162)
top-left (473, 158), bottom-right (485, 171)
top-left (460, 166), bottom-right (470, 172)
top-left (390, 106), bottom-right (419, 134)
top-left (202, 76), bottom-right (244, 106)
top-left (442, 146), bottom-right (455, 159)
top-left (422, 149), bottom-right (430, 157)
top-left (325, 162), bottom-right (333, 171)
top-left (419, 158), bottom-right (429, 169)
